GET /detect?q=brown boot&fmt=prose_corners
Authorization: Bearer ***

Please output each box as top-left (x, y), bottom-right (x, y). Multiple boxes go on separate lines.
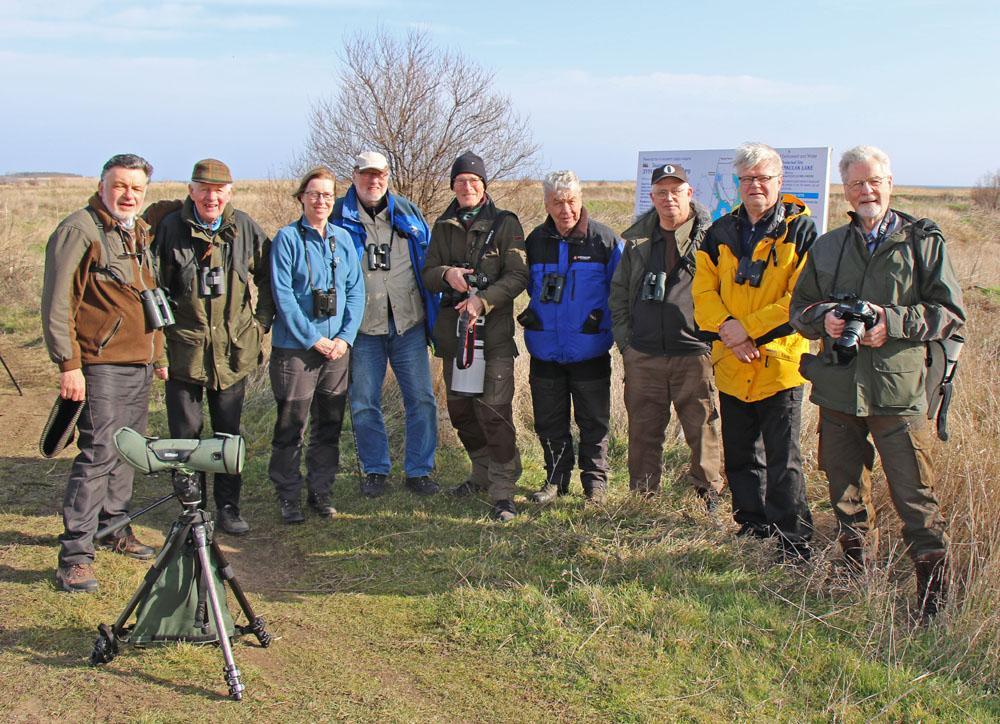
top-left (56, 563), bottom-right (99, 593)
top-left (97, 528), bottom-right (155, 560)
top-left (914, 550), bottom-right (948, 621)
top-left (839, 531), bottom-right (865, 572)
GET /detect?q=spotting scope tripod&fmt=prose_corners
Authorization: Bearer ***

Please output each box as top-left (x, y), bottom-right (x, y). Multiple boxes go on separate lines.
top-left (89, 427), bottom-right (271, 701)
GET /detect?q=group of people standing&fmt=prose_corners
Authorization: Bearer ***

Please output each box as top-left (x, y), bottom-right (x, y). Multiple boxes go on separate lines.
top-left (41, 143), bottom-right (965, 620)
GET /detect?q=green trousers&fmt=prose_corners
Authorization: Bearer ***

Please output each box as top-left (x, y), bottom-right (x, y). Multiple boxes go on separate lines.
top-left (818, 407), bottom-right (947, 558)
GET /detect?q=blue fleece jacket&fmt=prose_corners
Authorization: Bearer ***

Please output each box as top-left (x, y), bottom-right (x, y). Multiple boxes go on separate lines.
top-left (270, 216), bottom-right (365, 350)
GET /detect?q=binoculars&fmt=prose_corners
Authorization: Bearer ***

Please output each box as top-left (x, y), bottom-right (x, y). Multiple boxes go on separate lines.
top-left (540, 273), bottom-right (565, 304)
top-left (640, 271), bottom-right (667, 302)
top-left (140, 288), bottom-right (174, 329)
top-left (312, 288), bottom-right (338, 318)
top-left (198, 265), bottom-right (225, 298)
top-left (366, 243), bottom-right (391, 271)
top-left (734, 256), bottom-right (766, 287)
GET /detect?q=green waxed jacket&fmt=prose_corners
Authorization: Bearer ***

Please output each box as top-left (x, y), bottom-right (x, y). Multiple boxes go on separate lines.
top-left (422, 196), bottom-right (528, 359)
top-left (152, 199), bottom-right (275, 390)
top-left (790, 209), bottom-right (965, 416)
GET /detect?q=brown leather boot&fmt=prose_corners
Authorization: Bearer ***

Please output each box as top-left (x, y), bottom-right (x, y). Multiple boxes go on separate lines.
top-left (914, 550), bottom-right (948, 621)
top-left (56, 563), bottom-right (99, 593)
top-left (97, 528), bottom-right (155, 560)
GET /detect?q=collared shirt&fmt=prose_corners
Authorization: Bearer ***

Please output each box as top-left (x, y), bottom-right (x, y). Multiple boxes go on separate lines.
top-left (192, 207), bottom-right (223, 233)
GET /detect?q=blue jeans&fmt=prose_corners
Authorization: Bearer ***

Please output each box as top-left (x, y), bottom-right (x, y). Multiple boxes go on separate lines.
top-left (349, 319), bottom-right (437, 477)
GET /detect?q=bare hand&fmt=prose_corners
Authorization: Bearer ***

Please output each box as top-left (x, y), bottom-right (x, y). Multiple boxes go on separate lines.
top-left (154, 367), bottom-right (169, 381)
top-left (328, 338), bottom-right (349, 360)
top-left (824, 310), bottom-right (846, 338)
top-left (444, 267), bottom-right (470, 293)
top-left (313, 336), bottom-right (336, 357)
top-left (860, 304), bottom-right (887, 348)
top-left (731, 339), bottom-right (761, 363)
top-left (60, 369), bottom-right (86, 401)
top-left (719, 318), bottom-right (751, 349)
top-left (455, 295), bottom-right (485, 322)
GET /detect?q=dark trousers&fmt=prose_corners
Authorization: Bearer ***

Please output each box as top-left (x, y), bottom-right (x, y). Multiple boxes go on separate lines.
top-left (442, 356), bottom-right (522, 501)
top-left (528, 354), bottom-right (611, 493)
top-left (165, 377), bottom-right (247, 511)
top-left (269, 348), bottom-right (349, 502)
top-left (720, 386), bottom-right (812, 543)
top-left (59, 364), bottom-right (153, 567)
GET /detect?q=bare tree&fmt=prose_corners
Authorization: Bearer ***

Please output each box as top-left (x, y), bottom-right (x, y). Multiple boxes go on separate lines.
top-left (307, 28), bottom-right (539, 217)
top-left (971, 170), bottom-right (1000, 211)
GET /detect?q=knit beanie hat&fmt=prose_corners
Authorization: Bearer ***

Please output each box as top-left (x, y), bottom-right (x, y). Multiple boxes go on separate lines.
top-left (450, 151), bottom-right (487, 188)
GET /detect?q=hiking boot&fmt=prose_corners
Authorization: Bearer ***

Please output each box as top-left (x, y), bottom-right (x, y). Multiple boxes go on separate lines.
top-left (279, 498), bottom-right (305, 524)
top-left (56, 563), bottom-right (98, 593)
top-left (915, 550), bottom-right (948, 621)
top-left (698, 488), bottom-right (721, 514)
top-left (97, 528), bottom-right (155, 560)
top-left (308, 493), bottom-right (337, 518)
top-left (216, 505), bottom-right (250, 536)
top-left (838, 531), bottom-right (866, 572)
top-left (360, 473), bottom-right (388, 498)
top-left (491, 499), bottom-right (517, 522)
top-left (530, 483), bottom-right (560, 504)
top-left (736, 522), bottom-right (772, 539)
top-left (405, 476), bottom-right (440, 496)
top-left (449, 479), bottom-right (480, 497)
top-left (584, 485), bottom-right (608, 505)
top-left (778, 539), bottom-right (812, 565)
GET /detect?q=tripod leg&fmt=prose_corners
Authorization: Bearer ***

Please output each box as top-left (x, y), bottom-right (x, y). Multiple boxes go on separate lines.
top-left (211, 540), bottom-right (271, 647)
top-left (91, 521), bottom-right (193, 665)
top-left (192, 522), bottom-right (245, 701)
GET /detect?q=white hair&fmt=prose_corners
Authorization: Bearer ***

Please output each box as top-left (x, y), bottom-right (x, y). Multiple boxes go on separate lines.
top-left (838, 145), bottom-right (892, 183)
top-left (733, 142), bottom-right (782, 175)
top-left (543, 170), bottom-right (582, 199)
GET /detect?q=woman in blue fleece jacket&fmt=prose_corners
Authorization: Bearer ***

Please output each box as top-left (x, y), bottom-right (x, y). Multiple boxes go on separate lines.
top-left (268, 167), bottom-right (365, 524)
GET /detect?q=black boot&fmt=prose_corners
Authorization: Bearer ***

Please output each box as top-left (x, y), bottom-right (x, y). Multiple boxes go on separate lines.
top-left (915, 550), bottom-right (948, 621)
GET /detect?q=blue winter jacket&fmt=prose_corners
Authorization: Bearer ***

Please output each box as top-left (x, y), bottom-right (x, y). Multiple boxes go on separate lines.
top-left (331, 187), bottom-right (439, 345)
top-left (270, 216), bottom-right (365, 350)
top-left (521, 208), bottom-right (623, 364)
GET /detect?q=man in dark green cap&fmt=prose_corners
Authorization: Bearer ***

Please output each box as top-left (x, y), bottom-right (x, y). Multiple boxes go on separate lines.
top-left (149, 158), bottom-right (274, 534)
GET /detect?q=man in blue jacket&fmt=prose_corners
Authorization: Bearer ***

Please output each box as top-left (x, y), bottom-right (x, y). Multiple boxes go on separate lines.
top-left (520, 170), bottom-right (622, 504)
top-left (331, 152), bottom-right (440, 498)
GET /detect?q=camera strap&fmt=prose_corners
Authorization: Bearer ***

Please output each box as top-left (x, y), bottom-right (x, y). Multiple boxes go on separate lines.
top-left (470, 211), bottom-right (513, 276)
top-left (296, 220), bottom-right (337, 292)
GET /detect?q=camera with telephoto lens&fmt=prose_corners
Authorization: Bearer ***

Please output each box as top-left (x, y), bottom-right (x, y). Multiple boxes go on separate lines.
top-left (540, 273), bottom-right (565, 303)
top-left (366, 243), bottom-right (391, 271)
top-left (312, 288), bottom-right (337, 318)
top-left (830, 293), bottom-right (879, 364)
top-left (734, 256), bottom-right (766, 287)
top-left (198, 265), bottom-right (225, 298)
top-left (640, 271), bottom-right (667, 302)
top-left (140, 287), bottom-right (174, 329)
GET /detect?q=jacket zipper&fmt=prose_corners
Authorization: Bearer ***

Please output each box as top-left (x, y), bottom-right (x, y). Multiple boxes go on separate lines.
top-left (97, 317), bottom-right (124, 356)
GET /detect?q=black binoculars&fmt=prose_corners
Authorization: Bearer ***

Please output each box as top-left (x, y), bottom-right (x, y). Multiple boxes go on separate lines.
top-left (734, 256), bottom-right (766, 287)
top-left (640, 271), bottom-right (667, 302)
top-left (312, 288), bottom-right (338, 318)
top-left (199, 265), bottom-right (225, 298)
top-left (366, 243), bottom-right (390, 271)
top-left (140, 288), bottom-right (174, 330)
top-left (539, 273), bottom-right (565, 303)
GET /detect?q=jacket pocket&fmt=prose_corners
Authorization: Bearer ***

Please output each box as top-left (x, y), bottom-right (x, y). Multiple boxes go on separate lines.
top-left (96, 316), bottom-right (124, 356)
top-left (230, 318), bottom-right (262, 372)
top-left (581, 308), bottom-right (603, 334)
top-left (517, 307), bottom-right (542, 330)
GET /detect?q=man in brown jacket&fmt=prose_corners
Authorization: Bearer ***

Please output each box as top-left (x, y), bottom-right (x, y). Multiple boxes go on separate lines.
top-left (41, 153), bottom-right (167, 593)
top-left (422, 152), bottom-right (528, 521)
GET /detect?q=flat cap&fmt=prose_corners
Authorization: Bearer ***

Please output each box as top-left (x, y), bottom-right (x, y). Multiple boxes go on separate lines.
top-left (191, 158), bottom-right (232, 184)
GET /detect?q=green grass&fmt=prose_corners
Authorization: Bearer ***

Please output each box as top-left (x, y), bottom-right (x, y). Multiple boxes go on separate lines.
top-left (2, 412), bottom-right (999, 720)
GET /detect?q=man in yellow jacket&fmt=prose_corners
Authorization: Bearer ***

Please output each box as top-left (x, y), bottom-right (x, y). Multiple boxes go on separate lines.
top-left (693, 142), bottom-right (817, 561)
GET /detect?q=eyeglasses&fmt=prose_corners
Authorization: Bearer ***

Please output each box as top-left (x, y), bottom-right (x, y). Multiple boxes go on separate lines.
top-left (454, 178), bottom-right (483, 188)
top-left (304, 191), bottom-right (334, 201)
top-left (846, 177), bottom-right (887, 192)
top-left (738, 175), bottom-right (779, 187)
top-left (651, 190), bottom-right (684, 200)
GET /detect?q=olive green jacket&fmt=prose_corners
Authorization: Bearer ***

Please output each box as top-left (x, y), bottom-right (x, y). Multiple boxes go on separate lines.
top-left (152, 199), bottom-right (274, 390)
top-left (790, 209), bottom-right (965, 416)
top-left (422, 197), bottom-right (528, 359)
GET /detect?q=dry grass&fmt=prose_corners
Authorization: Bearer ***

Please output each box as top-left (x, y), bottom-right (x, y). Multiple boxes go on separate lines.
top-left (2, 176), bottom-right (998, 692)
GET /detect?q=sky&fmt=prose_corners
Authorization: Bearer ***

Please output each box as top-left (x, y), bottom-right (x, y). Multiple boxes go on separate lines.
top-left (1, 0), bottom-right (998, 186)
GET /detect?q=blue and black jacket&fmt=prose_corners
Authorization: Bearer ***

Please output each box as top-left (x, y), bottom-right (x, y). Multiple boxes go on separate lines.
top-left (520, 208), bottom-right (623, 364)
top-left (331, 186), bottom-right (439, 345)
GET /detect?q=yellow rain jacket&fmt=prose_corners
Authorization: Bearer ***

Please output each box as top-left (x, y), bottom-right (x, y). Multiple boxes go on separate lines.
top-left (692, 195), bottom-right (817, 402)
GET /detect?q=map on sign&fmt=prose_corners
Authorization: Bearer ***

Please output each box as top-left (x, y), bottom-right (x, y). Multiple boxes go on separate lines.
top-left (634, 147), bottom-right (832, 233)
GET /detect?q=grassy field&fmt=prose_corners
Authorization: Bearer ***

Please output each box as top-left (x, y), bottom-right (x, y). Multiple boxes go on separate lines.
top-left (0, 177), bottom-right (998, 721)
